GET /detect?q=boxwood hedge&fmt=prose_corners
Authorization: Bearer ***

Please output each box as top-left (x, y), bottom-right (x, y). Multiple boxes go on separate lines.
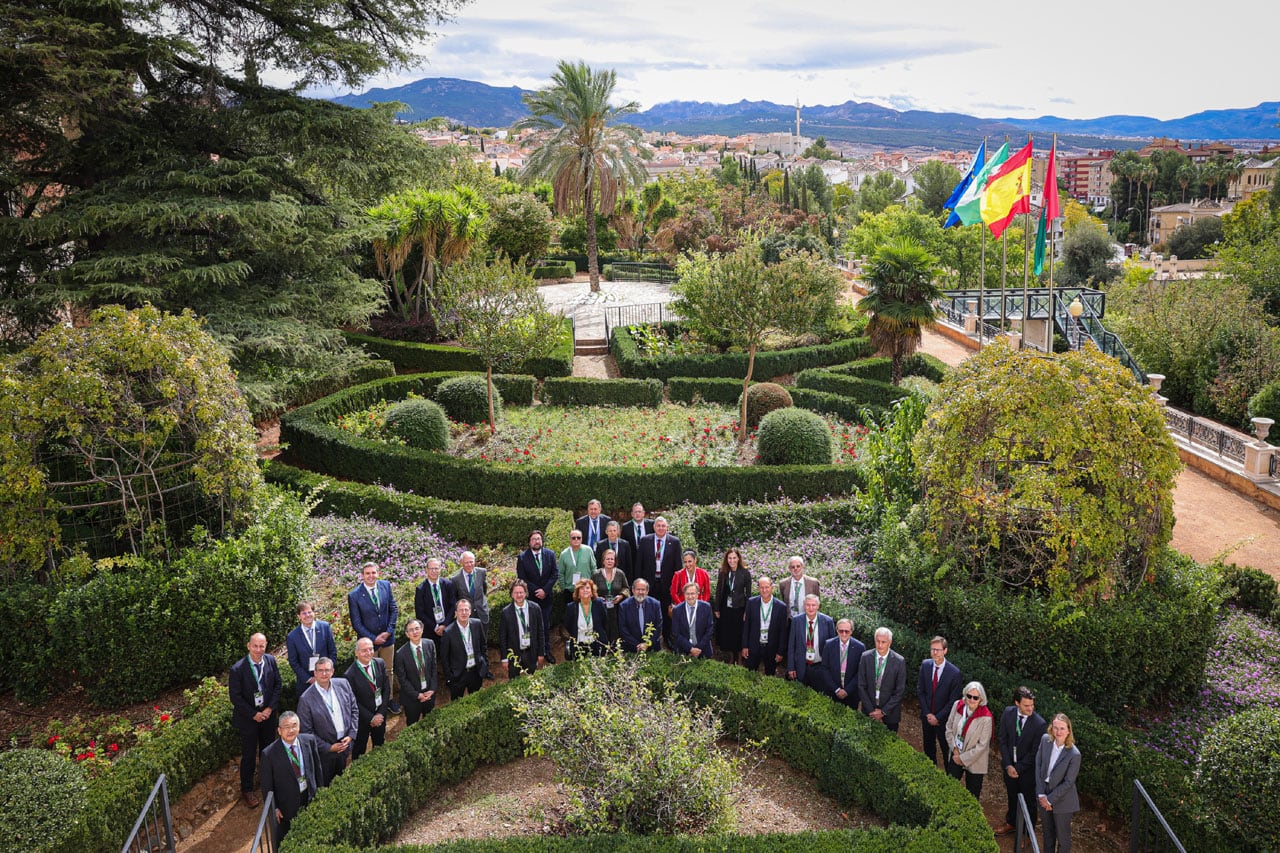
top-left (542, 377), bottom-right (664, 408)
top-left (342, 320), bottom-right (573, 378)
top-left (795, 369), bottom-right (911, 409)
top-left (611, 324), bottom-right (873, 381)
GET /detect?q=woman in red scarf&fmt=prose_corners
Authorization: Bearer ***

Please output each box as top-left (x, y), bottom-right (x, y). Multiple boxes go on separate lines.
top-left (945, 680), bottom-right (993, 799)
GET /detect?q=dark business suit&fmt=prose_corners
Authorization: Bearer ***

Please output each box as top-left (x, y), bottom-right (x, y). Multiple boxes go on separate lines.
top-left (741, 595), bottom-right (789, 676)
top-left (636, 532), bottom-right (682, 645)
top-left (498, 602), bottom-right (545, 676)
top-left (594, 537), bottom-right (633, 578)
top-left (228, 653), bottom-right (281, 793)
top-left (1000, 706), bottom-right (1047, 830)
top-left (348, 580), bottom-right (398, 650)
top-left (670, 600), bottom-right (714, 657)
top-left (857, 648), bottom-right (907, 731)
top-left (1035, 736), bottom-right (1081, 853)
top-left (414, 576), bottom-right (457, 654)
top-left (822, 636), bottom-right (866, 708)
top-left (786, 613), bottom-right (836, 692)
top-left (441, 618), bottom-right (490, 698)
top-left (516, 547), bottom-right (558, 658)
top-left (296, 679), bottom-right (358, 782)
top-left (452, 568), bottom-right (489, 628)
top-left (576, 513), bottom-right (610, 548)
top-left (622, 518), bottom-right (654, 552)
top-left (776, 575), bottom-right (821, 618)
top-left (618, 595), bottom-right (663, 652)
top-left (344, 658), bottom-right (391, 758)
top-left (563, 599), bottom-right (608, 660)
top-left (393, 640), bottom-right (438, 724)
top-left (260, 733), bottom-right (324, 843)
top-left (286, 620), bottom-right (338, 688)
top-left (917, 659), bottom-right (964, 767)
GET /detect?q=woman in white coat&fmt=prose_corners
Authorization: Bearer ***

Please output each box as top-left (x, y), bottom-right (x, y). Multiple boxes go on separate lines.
top-left (944, 679), bottom-right (993, 799)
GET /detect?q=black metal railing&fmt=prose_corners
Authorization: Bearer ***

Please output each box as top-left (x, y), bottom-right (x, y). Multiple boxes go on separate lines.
top-left (603, 302), bottom-right (680, 341)
top-left (937, 300), bottom-right (965, 326)
top-left (1051, 293), bottom-right (1146, 384)
top-left (250, 791), bottom-right (279, 853)
top-left (121, 774), bottom-right (174, 853)
top-left (1130, 778), bottom-right (1186, 852)
top-left (940, 287), bottom-right (1104, 322)
top-left (980, 320), bottom-right (1005, 341)
top-left (1271, 452), bottom-right (1278, 478)
top-left (1013, 792), bottom-right (1042, 853)
top-left (607, 262), bottom-right (678, 283)
top-left (1162, 407), bottom-right (1249, 464)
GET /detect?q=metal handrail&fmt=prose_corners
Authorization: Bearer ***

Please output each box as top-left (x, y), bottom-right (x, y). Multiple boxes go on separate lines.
top-left (121, 774), bottom-right (174, 853)
top-left (1014, 792), bottom-right (1042, 853)
top-left (250, 791), bottom-right (279, 853)
top-left (607, 262), bottom-right (678, 283)
top-left (1162, 407), bottom-right (1250, 464)
top-left (603, 302), bottom-right (680, 341)
top-left (1130, 778), bottom-right (1186, 853)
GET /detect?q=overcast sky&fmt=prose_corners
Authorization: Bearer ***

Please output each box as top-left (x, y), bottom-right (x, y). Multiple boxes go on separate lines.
top-left (312, 0), bottom-right (1275, 121)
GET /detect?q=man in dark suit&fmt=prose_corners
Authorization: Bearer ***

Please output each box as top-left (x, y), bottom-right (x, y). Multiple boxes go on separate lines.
top-left (776, 555), bottom-right (820, 620)
top-left (348, 562), bottom-right (401, 714)
top-left (786, 594), bottom-right (836, 693)
top-left (286, 601), bottom-right (338, 690)
top-left (858, 627), bottom-right (907, 732)
top-left (917, 635), bottom-right (964, 768)
top-left (995, 686), bottom-right (1049, 837)
top-left (575, 498), bottom-right (609, 548)
top-left (345, 637), bottom-right (391, 758)
top-left (670, 582), bottom-right (714, 657)
top-left (741, 576), bottom-right (789, 676)
top-left (618, 578), bottom-right (663, 653)
top-left (636, 516), bottom-right (681, 646)
top-left (594, 520), bottom-right (633, 579)
top-left (295, 657), bottom-right (357, 783)
top-left (452, 551), bottom-right (490, 630)
top-left (441, 599), bottom-right (490, 698)
top-left (228, 633), bottom-right (281, 807)
top-left (414, 557), bottom-right (456, 659)
top-left (515, 531), bottom-right (558, 662)
top-left (822, 618), bottom-right (866, 709)
top-left (621, 503), bottom-right (654, 552)
top-left (498, 580), bottom-right (545, 677)
top-left (259, 711), bottom-right (325, 844)
top-left (393, 620), bottom-right (438, 725)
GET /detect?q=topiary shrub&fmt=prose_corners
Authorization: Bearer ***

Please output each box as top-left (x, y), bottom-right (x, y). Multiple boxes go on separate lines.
top-left (757, 408), bottom-right (834, 465)
top-left (383, 399), bottom-right (448, 451)
top-left (1248, 380), bottom-right (1280, 445)
top-left (434, 375), bottom-right (499, 425)
top-left (740, 382), bottom-right (793, 429)
top-left (0, 749), bottom-right (88, 852)
top-left (1196, 705), bottom-right (1280, 848)
top-left (1221, 563), bottom-right (1279, 622)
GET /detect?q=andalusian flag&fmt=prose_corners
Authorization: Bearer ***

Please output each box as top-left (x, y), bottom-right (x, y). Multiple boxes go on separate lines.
top-left (1034, 139), bottom-right (1059, 275)
top-left (943, 141), bottom-right (985, 228)
top-left (980, 140), bottom-right (1034, 238)
top-left (952, 142), bottom-right (1009, 226)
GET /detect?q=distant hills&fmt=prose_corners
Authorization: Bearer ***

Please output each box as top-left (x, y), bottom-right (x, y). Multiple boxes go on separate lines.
top-left (328, 77), bottom-right (1280, 149)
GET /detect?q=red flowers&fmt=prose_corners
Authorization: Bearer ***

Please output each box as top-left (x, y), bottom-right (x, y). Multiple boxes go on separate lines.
top-left (48, 735), bottom-right (59, 745)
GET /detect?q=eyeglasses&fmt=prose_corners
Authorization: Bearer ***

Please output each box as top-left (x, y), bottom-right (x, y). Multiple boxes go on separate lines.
top-left (570, 535), bottom-right (581, 540)
top-left (837, 629), bottom-right (852, 635)
top-left (965, 694), bottom-right (981, 700)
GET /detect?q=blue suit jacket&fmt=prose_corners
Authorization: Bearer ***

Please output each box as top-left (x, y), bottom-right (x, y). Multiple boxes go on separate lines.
top-left (618, 596), bottom-right (663, 652)
top-left (741, 595), bottom-right (789, 664)
top-left (348, 580), bottom-right (397, 648)
top-left (670, 600), bottom-right (714, 656)
top-left (917, 659), bottom-right (964, 724)
top-left (228, 653), bottom-right (281, 731)
top-left (786, 613), bottom-right (836, 680)
top-left (286, 621), bottom-right (338, 687)
top-left (822, 636), bottom-right (866, 695)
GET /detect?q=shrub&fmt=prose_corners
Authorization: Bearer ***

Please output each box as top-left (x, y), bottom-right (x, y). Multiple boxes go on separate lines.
top-left (687, 498), bottom-right (863, 554)
top-left (383, 399), bottom-right (448, 451)
top-left (1248, 380), bottom-right (1280, 443)
top-left (1221, 563), bottom-right (1279, 621)
top-left (1196, 705), bottom-right (1280, 849)
top-left (741, 382), bottom-right (793, 429)
top-left (757, 408), bottom-right (834, 465)
top-left (342, 321), bottom-right (573, 379)
top-left (0, 749), bottom-right (88, 853)
top-left (435, 375), bottom-right (499, 425)
top-left (795, 368), bottom-right (909, 408)
top-left (487, 193), bottom-right (554, 262)
top-left (666, 377), bottom-right (746, 405)
top-left (529, 260), bottom-right (576, 280)
top-left (542, 377), bottom-right (663, 408)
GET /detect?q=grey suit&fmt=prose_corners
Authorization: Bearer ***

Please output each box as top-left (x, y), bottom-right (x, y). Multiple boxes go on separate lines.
top-left (776, 576), bottom-right (820, 618)
top-left (296, 679), bottom-right (358, 782)
top-left (857, 648), bottom-right (907, 731)
top-left (452, 568), bottom-right (489, 627)
top-left (1035, 736), bottom-right (1081, 853)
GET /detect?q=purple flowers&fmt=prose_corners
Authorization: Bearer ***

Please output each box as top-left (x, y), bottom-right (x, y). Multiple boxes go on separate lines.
top-left (309, 514), bottom-right (466, 586)
top-left (736, 532), bottom-right (870, 608)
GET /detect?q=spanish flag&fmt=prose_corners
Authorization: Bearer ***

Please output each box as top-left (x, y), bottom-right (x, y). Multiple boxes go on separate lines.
top-left (980, 140), bottom-right (1034, 239)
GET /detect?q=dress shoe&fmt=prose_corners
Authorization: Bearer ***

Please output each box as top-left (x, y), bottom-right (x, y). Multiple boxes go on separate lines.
top-left (545, 652), bottom-right (557, 664)
top-left (994, 823), bottom-right (1015, 836)
top-left (387, 701), bottom-right (403, 715)
top-left (243, 790), bottom-right (261, 808)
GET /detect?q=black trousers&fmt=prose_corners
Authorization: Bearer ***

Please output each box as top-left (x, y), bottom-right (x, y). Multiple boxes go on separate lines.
top-left (1005, 768), bottom-right (1038, 828)
top-left (273, 789), bottom-right (312, 844)
top-left (402, 691), bottom-right (436, 725)
top-left (449, 667), bottom-right (482, 699)
top-left (352, 718), bottom-right (385, 759)
top-left (741, 651), bottom-right (780, 676)
top-left (238, 719), bottom-right (275, 792)
top-left (947, 757), bottom-right (985, 798)
top-left (318, 744), bottom-right (349, 783)
top-left (921, 719), bottom-right (948, 767)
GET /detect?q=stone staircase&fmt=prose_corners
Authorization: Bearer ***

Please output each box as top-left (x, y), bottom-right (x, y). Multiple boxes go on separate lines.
top-left (574, 337), bottom-right (610, 356)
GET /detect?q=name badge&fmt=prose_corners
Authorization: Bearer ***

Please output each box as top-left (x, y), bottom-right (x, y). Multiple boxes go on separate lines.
top-left (373, 690), bottom-right (382, 707)
top-left (519, 635), bottom-right (531, 649)
top-left (433, 606), bottom-right (444, 622)
top-left (806, 650), bottom-right (818, 663)
top-left (420, 681), bottom-right (429, 692)
top-left (254, 691), bottom-right (264, 708)
top-left (572, 573), bottom-right (581, 585)
top-left (875, 690), bottom-right (881, 702)
top-left (759, 629), bottom-right (769, 643)
top-left (308, 655), bottom-right (319, 672)
top-left (604, 599), bottom-right (615, 609)
top-left (467, 653), bottom-right (476, 668)
top-left (298, 775), bottom-right (308, 792)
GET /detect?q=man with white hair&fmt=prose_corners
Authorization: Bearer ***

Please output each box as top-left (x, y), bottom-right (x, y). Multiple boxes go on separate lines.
top-left (776, 555), bottom-right (819, 619)
top-left (858, 626), bottom-right (907, 732)
top-left (452, 550), bottom-right (490, 630)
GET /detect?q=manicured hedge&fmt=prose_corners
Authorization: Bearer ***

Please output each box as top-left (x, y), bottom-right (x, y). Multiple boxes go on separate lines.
top-left (667, 377), bottom-right (752, 405)
top-left (611, 324), bottom-right (873, 381)
top-left (530, 260), bottom-right (576, 280)
top-left (827, 354), bottom-right (949, 384)
top-left (248, 359), bottom-right (396, 423)
top-left (789, 388), bottom-right (881, 424)
top-left (688, 498), bottom-right (865, 554)
top-left (279, 374), bottom-right (864, 510)
top-left (542, 377), bottom-right (664, 408)
top-left (541, 253), bottom-right (630, 274)
top-left (264, 461), bottom-right (575, 549)
top-left (282, 657), bottom-right (995, 851)
top-left (342, 320), bottom-right (573, 378)
top-left (796, 369), bottom-right (910, 408)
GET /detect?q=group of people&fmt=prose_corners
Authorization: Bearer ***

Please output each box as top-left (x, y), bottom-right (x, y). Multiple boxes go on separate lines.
top-left (229, 501), bottom-right (1081, 851)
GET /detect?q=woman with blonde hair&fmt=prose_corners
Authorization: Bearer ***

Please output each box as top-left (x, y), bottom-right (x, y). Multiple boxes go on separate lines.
top-left (944, 680), bottom-right (993, 799)
top-left (1036, 713), bottom-right (1081, 853)
top-left (563, 578), bottom-right (607, 660)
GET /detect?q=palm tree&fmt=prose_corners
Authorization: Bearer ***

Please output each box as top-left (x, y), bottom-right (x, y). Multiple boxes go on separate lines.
top-left (858, 238), bottom-right (942, 385)
top-left (516, 61), bottom-right (650, 292)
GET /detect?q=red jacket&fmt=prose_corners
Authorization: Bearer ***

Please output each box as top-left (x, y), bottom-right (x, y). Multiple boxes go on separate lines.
top-left (670, 566), bottom-right (711, 604)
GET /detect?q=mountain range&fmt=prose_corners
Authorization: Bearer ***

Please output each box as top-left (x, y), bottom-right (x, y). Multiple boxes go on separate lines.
top-left (329, 78), bottom-right (1280, 150)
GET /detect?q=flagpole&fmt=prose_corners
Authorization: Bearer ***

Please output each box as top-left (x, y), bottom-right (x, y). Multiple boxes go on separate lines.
top-left (1047, 134), bottom-right (1057, 352)
top-left (1000, 229), bottom-right (1007, 340)
top-left (978, 225), bottom-right (986, 350)
top-left (1023, 140), bottom-right (1031, 351)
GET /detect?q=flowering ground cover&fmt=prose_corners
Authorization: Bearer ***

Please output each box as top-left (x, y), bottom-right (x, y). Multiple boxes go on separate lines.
top-left (1138, 607), bottom-right (1280, 766)
top-left (734, 533), bottom-right (871, 609)
top-left (334, 399), bottom-right (870, 467)
top-left (308, 514), bottom-right (492, 587)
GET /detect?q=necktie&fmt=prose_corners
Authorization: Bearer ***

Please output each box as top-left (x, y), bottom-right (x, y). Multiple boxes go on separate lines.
top-left (306, 627), bottom-right (315, 652)
top-left (656, 538), bottom-right (663, 563)
top-left (806, 620), bottom-right (814, 649)
top-left (875, 656), bottom-right (885, 688)
top-left (1017, 715), bottom-right (1025, 738)
top-left (414, 644), bottom-right (425, 673)
top-left (518, 607), bottom-right (528, 632)
top-left (252, 661), bottom-right (262, 685)
top-left (932, 666), bottom-right (939, 700)
top-left (793, 582), bottom-right (801, 613)
top-left (535, 551), bottom-right (541, 571)
top-left (370, 585), bottom-right (378, 608)
top-left (639, 601), bottom-right (646, 634)
top-left (840, 642), bottom-right (848, 674)
top-left (289, 743), bottom-right (302, 779)
top-left (467, 572), bottom-right (474, 596)
top-left (688, 605), bottom-right (697, 642)
top-left (432, 582), bottom-right (441, 607)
